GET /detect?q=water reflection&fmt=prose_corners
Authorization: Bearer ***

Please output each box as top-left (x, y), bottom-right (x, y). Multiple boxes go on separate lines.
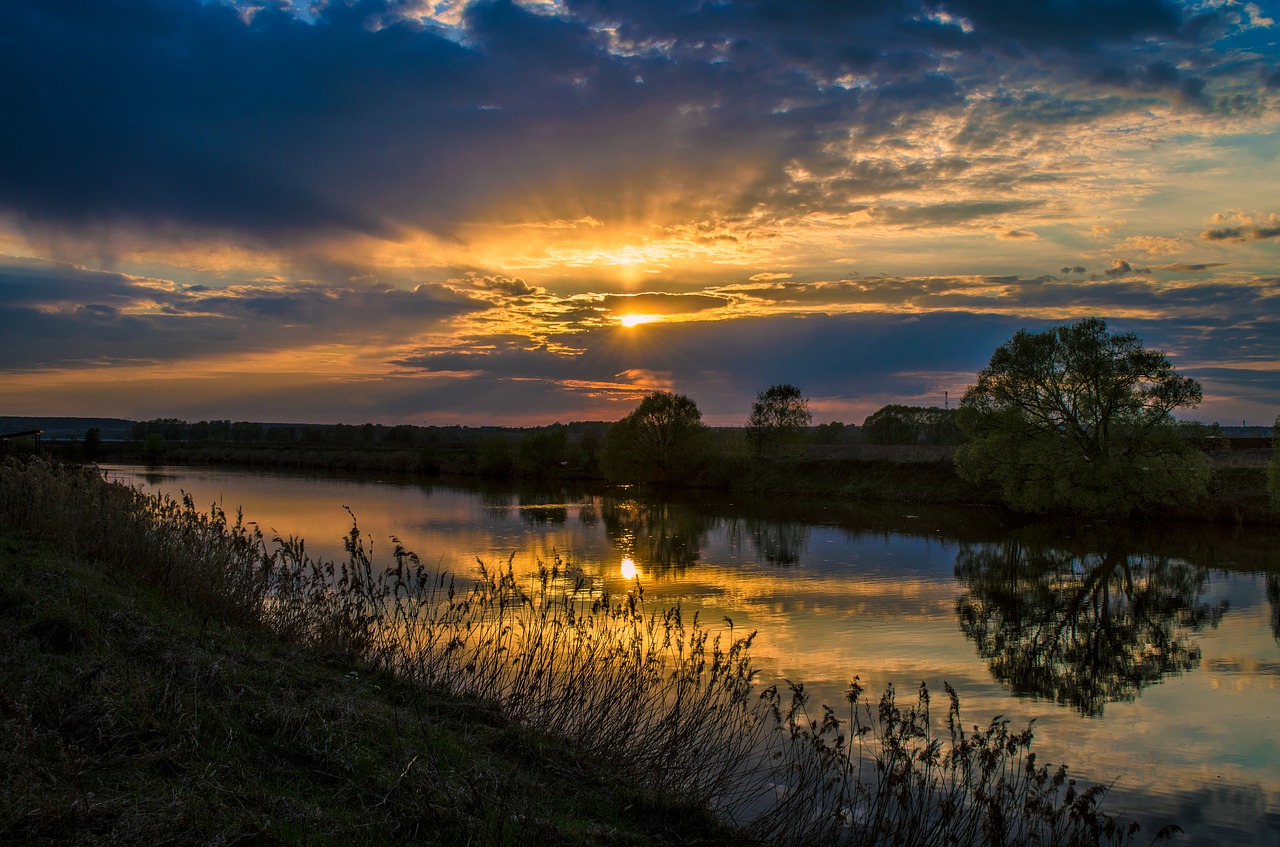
top-left (97, 465), bottom-right (1280, 847)
top-left (601, 496), bottom-right (715, 574)
top-left (955, 530), bottom-right (1228, 716)
top-left (732, 518), bottom-right (810, 567)
top-left (1269, 574), bottom-right (1280, 642)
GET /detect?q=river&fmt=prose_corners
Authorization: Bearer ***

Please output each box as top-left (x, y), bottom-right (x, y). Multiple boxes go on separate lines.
top-left (103, 464), bottom-right (1280, 846)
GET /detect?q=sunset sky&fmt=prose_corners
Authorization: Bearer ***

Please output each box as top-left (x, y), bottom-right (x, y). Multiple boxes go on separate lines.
top-left (2, 0), bottom-right (1278, 426)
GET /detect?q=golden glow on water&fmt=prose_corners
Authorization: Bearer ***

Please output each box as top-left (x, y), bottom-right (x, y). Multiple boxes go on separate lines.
top-left (102, 465), bottom-right (1280, 844)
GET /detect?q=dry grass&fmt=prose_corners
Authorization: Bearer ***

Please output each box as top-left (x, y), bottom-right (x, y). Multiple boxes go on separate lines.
top-left (0, 457), bottom-right (1173, 846)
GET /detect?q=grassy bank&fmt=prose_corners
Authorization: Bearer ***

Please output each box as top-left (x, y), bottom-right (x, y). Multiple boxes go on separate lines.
top-left (0, 458), bottom-right (1174, 846)
top-left (0, 530), bottom-right (733, 846)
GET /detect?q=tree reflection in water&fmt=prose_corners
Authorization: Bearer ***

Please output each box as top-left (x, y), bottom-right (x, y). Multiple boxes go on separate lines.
top-left (955, 531), bottom-right (1227, 716)
top-left (731, 518), bottom-right (810, 567)
top-left (1269, 574), bottom-right (1280, 641)
top-left (600, 496), bottom-right (716, 575)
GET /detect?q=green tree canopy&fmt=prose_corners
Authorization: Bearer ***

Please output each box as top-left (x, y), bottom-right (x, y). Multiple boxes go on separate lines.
top-left (861, 404), bottom-right (962, 446)
top-left (601, 391), bottom-right (711, 484)
top-left (747, 383), bottom-right (812, 456)
top-left (955, 318), bottom-right (1208, 516)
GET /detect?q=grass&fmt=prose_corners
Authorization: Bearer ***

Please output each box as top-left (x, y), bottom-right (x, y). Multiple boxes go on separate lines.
top-left (0, 457), bottom-right (1177, 846)
top-left (0, 509), bottom-right (735, 844)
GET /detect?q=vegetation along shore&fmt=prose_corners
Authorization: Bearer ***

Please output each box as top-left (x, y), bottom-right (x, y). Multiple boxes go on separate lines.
top-left (0, 457), bottom-right (1181, 846)
top-left (8, 320), bottom-right (1279, 525)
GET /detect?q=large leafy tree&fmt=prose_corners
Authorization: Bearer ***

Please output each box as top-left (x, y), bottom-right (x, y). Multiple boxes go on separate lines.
top-left (747, 383), bottom-right (812, 456)
top-left (955, 318), bottom-right (1207, 515)
top-left (602, 391), bottom-right (711, 484)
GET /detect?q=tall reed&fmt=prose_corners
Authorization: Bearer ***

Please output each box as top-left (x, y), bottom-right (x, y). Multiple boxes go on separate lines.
top-left (0, 457), bottom-right (1171, 846)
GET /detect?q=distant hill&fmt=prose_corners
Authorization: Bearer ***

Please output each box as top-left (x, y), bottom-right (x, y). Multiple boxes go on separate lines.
top-left (0, 417), bottom-right (136, 440)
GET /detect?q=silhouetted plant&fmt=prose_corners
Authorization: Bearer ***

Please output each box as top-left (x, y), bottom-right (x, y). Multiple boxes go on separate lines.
top-left (602, 391), bottom-right (712, 484)
top-left (748, 384), bottom-right (812, 457)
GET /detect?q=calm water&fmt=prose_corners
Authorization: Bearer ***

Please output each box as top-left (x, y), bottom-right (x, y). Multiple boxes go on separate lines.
top-left (104, 464), bottom-right (1280, 845)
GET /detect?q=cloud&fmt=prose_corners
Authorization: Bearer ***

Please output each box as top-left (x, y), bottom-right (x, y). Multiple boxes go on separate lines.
top-left (472, 275), bottom-right (541, 297)
top-left (0, 0), bottom-right (1262, 260)
top-left (0, 255), bottom-right (479, 369)
top-left (871, 201), bottom-right (1044, 229)
top-left (598, 291), bottom-right (729, 318)
top-left (1104, 259), bottom-right (1152, 277)
top-left (1156, 262), bottom-right (1228, 272)
top-left (1201, 211), bottom-right (1280, 241)
top-left (1116, 235), bottom-right (1186, 255)
top-left (0, 1), bottom-right (1276, 427)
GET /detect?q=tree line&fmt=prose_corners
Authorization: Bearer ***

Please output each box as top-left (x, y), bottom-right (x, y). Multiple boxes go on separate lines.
top-left (604, 318), bottom-right (1271, 518)
top-left (119, 318), bottom-right (1277, 518)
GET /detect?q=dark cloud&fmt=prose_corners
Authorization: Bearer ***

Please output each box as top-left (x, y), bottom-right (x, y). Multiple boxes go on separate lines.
top-left (1104, 259), bottom-right (1152, 277)
top-left (1157, 262), bottom-right (1228, 272)
top-left (598, 292), bottom-right (729, 317)
top-left (1202, 224), bottom-right (1280, 242)
top-left (475, 275), bottom-right (539, 297)
top-left (872, 200), bottom-right (1043, 228)
top-left (943, 0), bottom-right (1184, 51)
top-left (0, 0), bottom-right (1252, 249)
top-left (0, 256), bottom-right (479, 369)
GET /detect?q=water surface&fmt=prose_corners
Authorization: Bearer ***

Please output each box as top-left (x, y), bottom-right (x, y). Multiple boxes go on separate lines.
top-left (104, 464), bottom-right (1280, 845)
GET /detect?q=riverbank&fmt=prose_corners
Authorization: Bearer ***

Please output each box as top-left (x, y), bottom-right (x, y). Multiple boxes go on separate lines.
top-left (1, 458), bottom-right (1171, 846)
top-left (0, 528), bottom-right (739, 846)
top-left (50, 435), bottom-right (1276, 525)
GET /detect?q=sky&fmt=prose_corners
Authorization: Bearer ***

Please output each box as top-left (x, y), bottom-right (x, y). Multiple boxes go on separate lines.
top-left (1, 0), bottom-right (1278, 427)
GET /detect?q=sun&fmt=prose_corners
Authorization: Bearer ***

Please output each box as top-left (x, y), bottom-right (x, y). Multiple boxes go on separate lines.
top-left (619, 314), bottom-right (659, 328)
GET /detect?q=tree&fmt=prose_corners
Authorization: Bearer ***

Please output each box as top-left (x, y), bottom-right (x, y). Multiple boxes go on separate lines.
top-left (1269, 414), bottom-right (1280, 513)
top-left (747, 383), bottom-right (812, 456)
top-left (861, 404), bottom-right (962, 446)
top-left (602, 391), bottom-right (711, 484)
top-left (955, 318), bottom-right (1208, 516)
top-left (83, 427), bottom-right (101, 461)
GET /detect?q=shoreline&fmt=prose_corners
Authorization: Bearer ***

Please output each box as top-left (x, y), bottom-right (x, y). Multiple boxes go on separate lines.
top-left (75, 439), bottom-right (1277, 527)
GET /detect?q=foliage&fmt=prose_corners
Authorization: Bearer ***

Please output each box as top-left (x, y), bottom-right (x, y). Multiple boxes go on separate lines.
top-left (602, 391), bottom-right (712, 484)
top-left (861, 404), bottom-right (962, 446)
top-left (811, 421), bottom-right (849, 445)
top-left (754, 679), bottom-right (1178, 847)
top-left (0, 457), bottom-right (1165, 846)
top-left (142, 432), bottom-right (166, 463)
top-left (955, 318), bottom-right (1208, 516)
top-left (517, 425), bottom-right (568, 476)
top-left (82, 427), bottom-right (101, 460)
top-left (747, 384), bottom-right (813, 457)
top-left (1269, 414), bottom-right (1280, 512)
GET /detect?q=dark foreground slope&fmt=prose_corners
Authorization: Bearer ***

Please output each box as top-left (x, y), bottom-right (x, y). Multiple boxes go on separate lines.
top-left (0, 529), bottom-right (738, 847)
